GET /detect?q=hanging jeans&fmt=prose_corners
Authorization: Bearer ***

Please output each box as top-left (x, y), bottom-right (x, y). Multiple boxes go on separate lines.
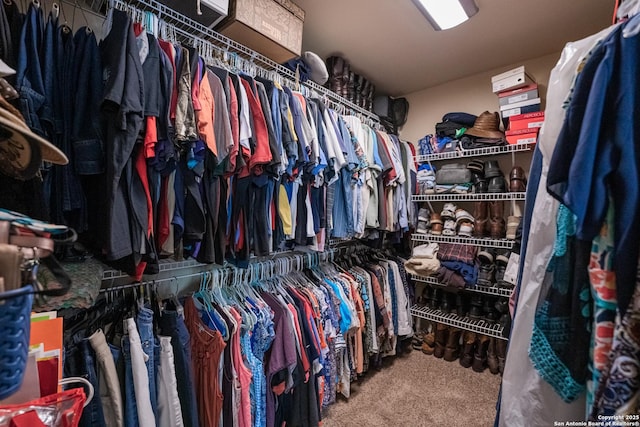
top-left (136, 307), bottom-right (159, 419)
top-left (88, 329), bottom-right (124, 427)
top-left (125, 318), bottom-right (156, 427)
top-left (157, 336), bottom-right (184, 427)
top-left (158, 309), bottom-right (200, 427)
top-left (65, 338), bottom-right (106, 427)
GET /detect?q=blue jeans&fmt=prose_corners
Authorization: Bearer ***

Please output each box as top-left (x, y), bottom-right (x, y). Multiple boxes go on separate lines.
top-left (137, 306), bottom-right (159, 420)
top-left (122, 336), bottom-right (139, 427)
top-left (158, 310), bottom-right (200, 427)
top-left (64, 339), bottom-right (106, 427)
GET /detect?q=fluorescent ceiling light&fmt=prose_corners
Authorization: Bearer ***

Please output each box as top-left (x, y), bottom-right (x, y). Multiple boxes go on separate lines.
top-left (413, 0), bottom-right (479, 31)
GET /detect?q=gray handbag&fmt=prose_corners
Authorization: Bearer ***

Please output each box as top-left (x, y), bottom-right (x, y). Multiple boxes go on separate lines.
top-left (435, 163), bottom-right (472, 184)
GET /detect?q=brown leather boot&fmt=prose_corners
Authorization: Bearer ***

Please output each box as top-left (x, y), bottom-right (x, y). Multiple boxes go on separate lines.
top-left (341, 61), bottom-right (350, 98)
top-left (473, 201), bottom-right (489, 237)
top-left (433, 323), bottom-right (448, 358)
top-left (327, 56), bottom-right (344, 94)
top-left (443, 327), bottom-right (462, 362)
top-left (421, 331), bottom-right (435, 355)
top-left (472, 335), bottom-right (490, 372)
top-left (496, 338), bottom-right (508, 374)
top-left (459, 331), bottom-right (476, 368)
top-left (489, 200), bottom-right (506, 239)
top-left (347, 71), bottom-right (356, 103)
top-left (487, 337), bottom-right (500, 374)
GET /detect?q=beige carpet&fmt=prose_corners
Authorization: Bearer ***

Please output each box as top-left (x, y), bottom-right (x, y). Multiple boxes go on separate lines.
top-left (321, 348), bottom-right (502, 427)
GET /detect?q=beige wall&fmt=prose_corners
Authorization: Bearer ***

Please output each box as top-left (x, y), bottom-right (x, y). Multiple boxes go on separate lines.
top-left (400, 52), bottom-right (561, 144)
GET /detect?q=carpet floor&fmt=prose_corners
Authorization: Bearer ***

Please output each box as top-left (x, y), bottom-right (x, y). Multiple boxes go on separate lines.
top-left (321, 348), bottom-right (502, 427)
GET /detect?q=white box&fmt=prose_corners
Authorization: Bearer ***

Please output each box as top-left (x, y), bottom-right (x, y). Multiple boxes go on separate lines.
top-left (491, 66), bottom-right (535, 93)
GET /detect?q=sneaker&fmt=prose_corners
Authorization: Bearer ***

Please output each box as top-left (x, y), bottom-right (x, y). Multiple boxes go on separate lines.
top-left (441, 203), bottom-right (457, 220)
top-left (506, 216), bottom-right (521, 240)
top-left (418, 208), bottom-right (430, 222)
top-left (417, 220), bottom-right (428, 234)
top-left (443, 219), bottom-right (456, 236)
top-left (458, 221), bottom-right (474, 237)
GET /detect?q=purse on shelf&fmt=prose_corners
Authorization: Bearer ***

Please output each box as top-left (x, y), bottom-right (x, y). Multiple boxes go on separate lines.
top-left (0, 209), bottom-right (73, 401)
top-left (0, 209), bottom-right (72, 297)
top-left (435, 163), bottom-right (472, 185)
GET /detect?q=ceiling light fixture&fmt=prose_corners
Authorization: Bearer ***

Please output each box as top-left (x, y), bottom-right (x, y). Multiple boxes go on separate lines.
top-left (413, 0), bottom-right (479, 31)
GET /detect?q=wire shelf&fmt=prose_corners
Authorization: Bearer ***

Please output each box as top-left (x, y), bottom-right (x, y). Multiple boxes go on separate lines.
top-left (410, 274), bottom-right (514, 297)
top-left (411, 234), bottom-right (515, 249)
top-left (410, 305), bottom-right (508, 340)
top-left (416, 143), bottom-right (534, 163)
top-left (412, 192), bottom-right (526, 202)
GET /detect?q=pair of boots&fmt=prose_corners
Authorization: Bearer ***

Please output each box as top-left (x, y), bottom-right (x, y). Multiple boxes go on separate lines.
top-left (473, 200), bottom-right (505, 238)
top-left (326, 56), bottom-right (375, 110)
top-left (432, 323), bottom-right (462, 362)
top-left (459, 333), bottom-right (507, 374)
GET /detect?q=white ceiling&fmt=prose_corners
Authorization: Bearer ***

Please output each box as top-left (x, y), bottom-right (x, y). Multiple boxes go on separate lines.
top-left (294, 0), bottom-right (614, 96)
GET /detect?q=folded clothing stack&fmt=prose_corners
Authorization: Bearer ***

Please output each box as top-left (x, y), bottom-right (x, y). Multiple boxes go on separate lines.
top-left (404, 243), bottom-right (441, 276)
top-left (417, 164), bottom-right (436, 195)
top-left (434, 243), bottom-right (479, 289)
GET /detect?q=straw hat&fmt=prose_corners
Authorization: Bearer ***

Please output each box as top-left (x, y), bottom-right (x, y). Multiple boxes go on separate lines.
top-left (464, 111), bottom-right (505, 139)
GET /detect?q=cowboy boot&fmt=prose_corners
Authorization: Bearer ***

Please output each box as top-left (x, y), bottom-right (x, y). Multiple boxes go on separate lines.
top-left (421, 329), bottom-right (436, 355)
top-left (361, 79), bottom-right (371, 109)
top-left (459, 331), bottom-right (476, 368)
top-left (456, 293), bottom-right (469, 317)
top-left (487, 337), bottom-right (500, 374)
top-left (496, 338), bottom-right (508, 374)
top-left (443, 327), bottom-right (462, 362)
top-left (341, 61), bottom-right (350, 99)
top-left (367, 83), bottom-right (375, 111)
top-left (472, 334), bottom-right (490, 372)
top-left (347, 71), bottom-right (356, 103)
top-left (326, 56), bottom-right (344, 94)
top-left (433, 322), bottom-right (448, 358)
top-left (354, 74), bottom-right (363, 106)
top-left (489, 200), bottom-right (506, 239)
top-left (473, 201), bottom-right (489, 238)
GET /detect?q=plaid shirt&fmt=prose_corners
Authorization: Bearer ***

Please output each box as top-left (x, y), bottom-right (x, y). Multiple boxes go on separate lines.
top-left (437, 243), bottom-right (477, 264)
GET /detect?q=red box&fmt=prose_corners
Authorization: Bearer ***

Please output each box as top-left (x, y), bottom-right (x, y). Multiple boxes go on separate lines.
top-left (508, 111), bottom-right (545, 131)
top-left (498, 83), bottom-right (538, 98)
top-left (506, 128), bottom-right (539, 145)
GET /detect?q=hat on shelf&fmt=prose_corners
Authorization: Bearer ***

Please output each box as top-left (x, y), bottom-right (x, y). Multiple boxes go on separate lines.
top-left (302, 51), bottom-right (329, 85)
top-left (464, 111), bottom-right (505, 139)
top-left (0, 93), bottom-right (68, 180)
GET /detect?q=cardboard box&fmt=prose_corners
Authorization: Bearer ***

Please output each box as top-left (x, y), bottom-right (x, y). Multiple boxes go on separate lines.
top-left (506, 128), bottom-right (539, 145)
top-left (492, 66), bottom-right (535, 93)
top-left (501, 102), bottom-right (541, 118)
top-left (500, 97), bottom-right (540, 112)
top-left (498, 84), bottom-right (539, 107)
top-left (217, 0), bottom-right (304, 63)
top-left (508, 111), bottom-right (545, 130)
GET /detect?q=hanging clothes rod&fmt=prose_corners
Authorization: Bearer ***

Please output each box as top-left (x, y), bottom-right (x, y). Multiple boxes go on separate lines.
top-left (98, 247), bottom-right (342, 294)
top-left (101, 0), bottom-right (379, 123)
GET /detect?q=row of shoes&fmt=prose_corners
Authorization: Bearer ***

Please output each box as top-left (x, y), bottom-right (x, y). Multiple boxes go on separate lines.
top-left (417, 204), bottom-right (475, 237)
top-left (418, 287), bottom-right (511, 330)
top-left (468, 160), bottom-right (527, 194)
top-left (326, 56), bottom-right (375, 110)
top-left (413, 323), bottom-right (508, 375)
top-left (478, 248), bottom-right (514, 288)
